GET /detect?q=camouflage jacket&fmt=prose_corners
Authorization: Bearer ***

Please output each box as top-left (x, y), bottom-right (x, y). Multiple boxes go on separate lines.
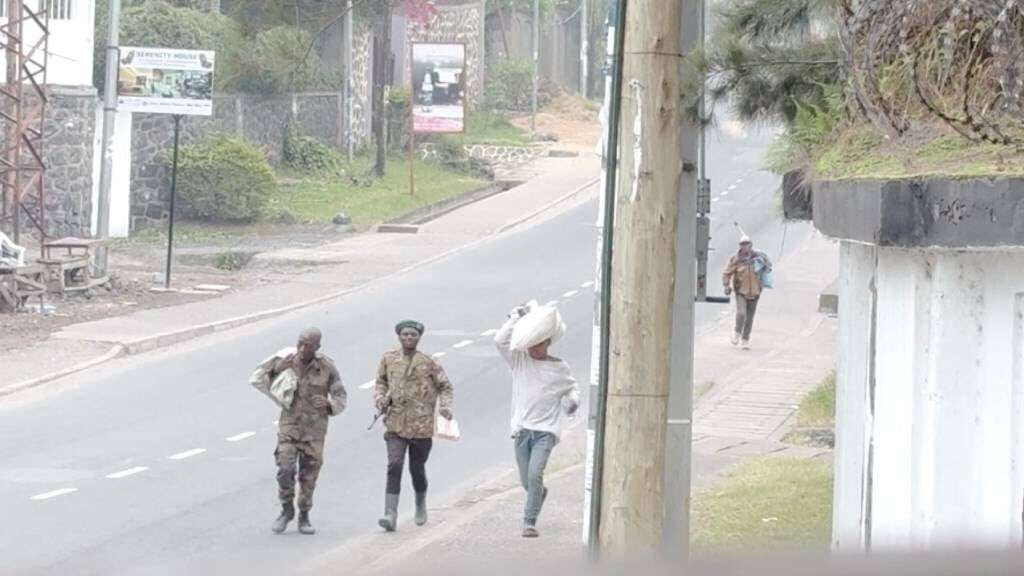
top-left (374, 350), bottom-right (454, 439)
top-left (266, 352), bottom-right (348, 442)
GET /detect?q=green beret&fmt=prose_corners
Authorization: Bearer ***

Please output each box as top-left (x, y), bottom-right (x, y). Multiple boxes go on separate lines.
top-left (395, 320), bottom-right (425, 335)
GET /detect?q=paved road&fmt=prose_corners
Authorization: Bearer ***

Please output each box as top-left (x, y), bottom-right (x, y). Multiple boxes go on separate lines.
top-left (0, 121), bottom-right (807, 574)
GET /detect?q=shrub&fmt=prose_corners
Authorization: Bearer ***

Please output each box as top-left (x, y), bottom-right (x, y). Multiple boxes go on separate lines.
top-left (96, 0), bottom-right (242, 90)
top-left (484, 58), bottom-right (534, 111)
top-left (177, 135), bottom-right (276, 222)
top-left (283, 126), bottom-right (342, 173)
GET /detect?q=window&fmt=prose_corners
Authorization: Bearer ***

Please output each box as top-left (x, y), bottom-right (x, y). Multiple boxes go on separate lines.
top-left (42, 0), bottom-right (73, 20)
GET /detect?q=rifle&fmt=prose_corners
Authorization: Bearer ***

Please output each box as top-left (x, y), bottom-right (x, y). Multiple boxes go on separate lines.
top-left (368, 396), bottom-right (392, 430)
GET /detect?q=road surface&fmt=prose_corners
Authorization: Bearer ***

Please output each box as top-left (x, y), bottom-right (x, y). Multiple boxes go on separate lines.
top-left (0, 121), bottom-right (809, 574)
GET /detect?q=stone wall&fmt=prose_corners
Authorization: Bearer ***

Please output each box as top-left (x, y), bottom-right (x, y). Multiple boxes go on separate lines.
top-left (419, 142), bottom-right (549, 171)
top-left (407, 1), bottom-right (485, 104)
top-left (45, 87), bottom-right (98, 238)
top-left (131, 92), bottom-right (348, 229)
top-left (5, 86), bottom-right (98, 239)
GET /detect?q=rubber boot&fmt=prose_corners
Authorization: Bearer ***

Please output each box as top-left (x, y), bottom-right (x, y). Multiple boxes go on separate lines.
top-left (297, 510), bottom-right (316, 535)
top-left (378, 493), bottom-right (399, 532)
top-left (415, 491), bottom-right (428, 526)
top-left (272, 502), bottom-right (295, 534)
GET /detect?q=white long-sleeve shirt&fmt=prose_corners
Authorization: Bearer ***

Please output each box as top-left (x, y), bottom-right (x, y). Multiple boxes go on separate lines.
top-left (494, 316), bottom-right (580, 441)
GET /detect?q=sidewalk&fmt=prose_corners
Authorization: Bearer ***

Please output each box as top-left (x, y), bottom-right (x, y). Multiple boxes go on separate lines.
top-left (0, 155), bottom-right (600, 396)
top-left (303, 230), bottom-right (839, 574)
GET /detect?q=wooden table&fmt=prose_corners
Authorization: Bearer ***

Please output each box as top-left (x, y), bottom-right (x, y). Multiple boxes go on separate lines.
top-left (39, 237), bottom-right (109, 293)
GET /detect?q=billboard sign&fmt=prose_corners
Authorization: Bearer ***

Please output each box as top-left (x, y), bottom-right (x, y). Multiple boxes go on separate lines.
top-left (117, 47), bottom-right (215, 116)
top-left (411, 43), bottom-right (466, 134)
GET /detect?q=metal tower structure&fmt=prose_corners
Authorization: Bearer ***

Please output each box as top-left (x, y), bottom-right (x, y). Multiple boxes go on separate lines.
top-left (0, 0), bottom-right (49, 247)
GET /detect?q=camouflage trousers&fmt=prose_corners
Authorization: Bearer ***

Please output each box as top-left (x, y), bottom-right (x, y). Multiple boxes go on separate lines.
top-left (275, 436), bottom-right (324, 512)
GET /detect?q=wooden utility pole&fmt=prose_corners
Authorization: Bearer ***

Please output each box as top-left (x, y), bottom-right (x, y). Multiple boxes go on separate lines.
top-left (372, 1), bottom-right (393, 177)
top-left (598, 0), bottom-right (684, 552)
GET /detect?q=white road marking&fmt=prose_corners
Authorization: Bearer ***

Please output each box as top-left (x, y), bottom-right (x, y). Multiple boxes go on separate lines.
top-left (273, 420), bottom-right (279, 426)
top-left (581, 281), bottom-right (595, 289)
top-left (226, 432), bottom-right (256, 442)
top-left (562, 290), bottom-right (579, 298)
top-left (736, 178), bottom-right (744, 184)
top-left (106, 466), bottom-right (149, 480)
top-left (712, 198), bottom-right (720, 203)
top-left (480, 329), bottom-right (498, 337)
top-left (359, 380), bottom-right (375, 390)
top-left (168, 448), bottom-right (206, 461)
top-left (30, 488), bottom-right (77, 501)
top-left (432, 352), bottom-right (447, 358)
top-left (728, 184), bottom-right (738, 191)
top-left (452, 340), bottom-right (474, 349)
top-left (545, 300), bottom-right (559, 307)
top-left (721, 190), bottom-right (729, 196)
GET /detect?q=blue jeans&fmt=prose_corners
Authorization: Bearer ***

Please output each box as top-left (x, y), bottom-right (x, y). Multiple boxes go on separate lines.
top-left (514, 429), bottom-right (557, 525)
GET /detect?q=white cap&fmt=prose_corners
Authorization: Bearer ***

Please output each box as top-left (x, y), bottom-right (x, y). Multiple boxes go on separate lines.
top-left (739, 235), bottom-right (751, 244)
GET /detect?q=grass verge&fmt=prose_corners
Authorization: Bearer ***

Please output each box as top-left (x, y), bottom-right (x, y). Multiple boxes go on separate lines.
top-left (784, 371), bottom-right (836, 448)
top-left (691, 457), bottom-right (833, 554)
top-left (273, 157), bottom-right (486, 227)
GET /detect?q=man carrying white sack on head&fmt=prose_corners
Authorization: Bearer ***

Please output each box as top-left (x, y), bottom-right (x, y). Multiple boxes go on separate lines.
top-left (494, 301), bottom-right (580, 538)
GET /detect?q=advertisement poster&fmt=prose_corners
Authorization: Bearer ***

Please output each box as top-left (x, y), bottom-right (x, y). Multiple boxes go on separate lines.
top-left (117, 47), bottom-right (215, 116)
top-left (411, 43), bottom-right (466, 133)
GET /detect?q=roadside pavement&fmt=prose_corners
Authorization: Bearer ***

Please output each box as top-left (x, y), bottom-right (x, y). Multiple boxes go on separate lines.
top-left (0, 154), bottom-right (600, 396)
top-left (303, 229), bottom-right (838, 574)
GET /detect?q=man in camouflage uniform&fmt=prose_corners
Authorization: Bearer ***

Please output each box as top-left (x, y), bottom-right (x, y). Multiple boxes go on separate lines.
top-left (374, 320), bottom-right (455, 532)
top-left (253, 328), bottom-right (347, 535)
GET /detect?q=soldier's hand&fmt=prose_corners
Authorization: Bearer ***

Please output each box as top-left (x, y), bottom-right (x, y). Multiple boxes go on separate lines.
top-left (312, 396), bottom-right (328, 409)
top-left (724, 286), bottom-right (732, 296)
top-left (439, 408), bottom-right (453, 420)
top-left (376, 397), bottom-right (389, 412)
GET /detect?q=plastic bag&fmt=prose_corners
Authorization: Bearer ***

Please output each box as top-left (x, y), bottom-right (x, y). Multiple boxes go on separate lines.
top-left (436, 415), bottom-right (461, 441)
top-left (249, 347), bottom-right (298, 409)
top-left (510, 303), bottom-right (566, 352)
top-left (753, 254), bottom-right (774, 289)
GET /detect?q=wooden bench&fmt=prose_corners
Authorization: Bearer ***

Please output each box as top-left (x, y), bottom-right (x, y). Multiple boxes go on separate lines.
top-left (39, 237), bottom-right (109, 293)
top-left (0, 264), bottom-right (46, 311)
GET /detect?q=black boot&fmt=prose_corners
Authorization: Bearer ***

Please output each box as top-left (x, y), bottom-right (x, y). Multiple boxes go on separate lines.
top-left (415, 491), bottom-right (428, 526)
top-left (298, 510), bottom-right (316, 535)
top-left (378, 493), bottom-right (399, 532)
top-left (272, 502), bottom-right (295, 534)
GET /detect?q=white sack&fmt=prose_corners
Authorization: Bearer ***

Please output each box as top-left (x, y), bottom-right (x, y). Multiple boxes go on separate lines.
top-left (511, 303), bottom-right (566, 352)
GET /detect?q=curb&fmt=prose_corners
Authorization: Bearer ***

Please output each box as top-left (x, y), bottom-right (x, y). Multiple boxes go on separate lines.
top-left (498, 177), bottom-right (600, 234)
top-left (0, 344), bottom-right (127, 398)
top-left (6, 180), bottom-right (601, 395)
top-left (384, 183), bottom-right (506, 227)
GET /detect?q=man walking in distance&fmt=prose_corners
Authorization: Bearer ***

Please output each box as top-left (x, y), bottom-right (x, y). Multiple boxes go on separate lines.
top-left (251, 328), bottom-right (347, 535)
top-left (722, 235), bottom-right (772, 349)
top-left (494, 304), bottom-right (580, 538)
top-left (374, 320), bottom-right (455, 532)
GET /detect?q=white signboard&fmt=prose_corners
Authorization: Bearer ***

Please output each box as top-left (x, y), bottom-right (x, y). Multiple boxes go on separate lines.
top-left (411, 43), bottom-right (466, 134)
top-left (117, 47), bottom-right (215, 116)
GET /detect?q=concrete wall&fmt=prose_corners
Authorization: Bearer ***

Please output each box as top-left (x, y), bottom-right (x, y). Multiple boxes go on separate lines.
top-left (833, 242), bottom-right (1024, 550)
top-left (0, 0), bottom-right (96, 88)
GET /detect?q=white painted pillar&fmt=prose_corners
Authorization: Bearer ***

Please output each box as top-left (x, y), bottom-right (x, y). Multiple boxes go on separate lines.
top-left (92, 106), bottom-right (131, 238)
top-left (834, 242), bottom-right (1024, 551)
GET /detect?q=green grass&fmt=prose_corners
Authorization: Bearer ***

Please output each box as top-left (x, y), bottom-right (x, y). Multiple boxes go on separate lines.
top-left (813, 126), bottom-right (1024, 181)
top-left (442, 111), bottom-right (530, 146)
top-left (273, 156), bottom-right (486, 228)
top-left (691, 457), bottom-right (833, 553)
top-left (794, 371), bottom-right (836, 429)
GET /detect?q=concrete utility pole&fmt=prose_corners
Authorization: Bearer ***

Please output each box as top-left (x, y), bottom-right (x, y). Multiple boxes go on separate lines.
top-left (343, 0), bottom-right (354, 162)
top-left (579, 0), bottom-right (588, 97)
top-left (95, 0), bottom-right (121, 275)
top-left (662, 0), bottom-right (701, 558)
top-left (531, 0), bottom-right (540, 137)
top-left (598, 0), bottom-right (684, 552)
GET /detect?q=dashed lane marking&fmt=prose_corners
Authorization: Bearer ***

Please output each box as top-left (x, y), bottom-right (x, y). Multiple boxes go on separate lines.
top-left (106, 466), bottom-right (149, 480)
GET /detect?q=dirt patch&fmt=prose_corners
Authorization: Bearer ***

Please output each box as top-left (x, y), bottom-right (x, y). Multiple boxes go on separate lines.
top-left (510, 93), bottom-right (601, 149)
